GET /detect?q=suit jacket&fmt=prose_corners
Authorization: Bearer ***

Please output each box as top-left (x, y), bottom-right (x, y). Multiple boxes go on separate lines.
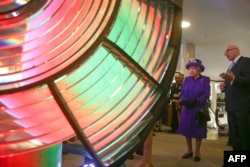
top-left (170, 82), bottom-right (182, 100)
top-left (225, 56), bottom-right (250, 112)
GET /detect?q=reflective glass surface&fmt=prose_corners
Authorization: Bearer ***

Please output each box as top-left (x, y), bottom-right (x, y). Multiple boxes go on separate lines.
top-left (0, 0), bottom-right (181, 166)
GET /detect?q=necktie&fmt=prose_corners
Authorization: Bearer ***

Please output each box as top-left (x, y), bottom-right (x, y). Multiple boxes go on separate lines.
top-left (227, 62), bottom-right (235, 72)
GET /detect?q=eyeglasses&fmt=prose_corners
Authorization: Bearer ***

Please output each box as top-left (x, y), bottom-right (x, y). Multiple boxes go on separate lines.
top-left (224, 48), bottom-right (236, 55)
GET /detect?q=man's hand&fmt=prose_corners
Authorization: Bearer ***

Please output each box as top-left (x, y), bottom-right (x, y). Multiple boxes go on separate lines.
top-left (219, 70), bottom-right (235, 81)
top-left (219, 82), bottom-right (226, 91)
top-left (173, 99), bottom-right (181, 105)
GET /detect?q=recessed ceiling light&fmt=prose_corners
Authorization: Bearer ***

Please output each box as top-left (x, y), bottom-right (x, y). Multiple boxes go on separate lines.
top-left (182, 21), bottom-right (191, 28)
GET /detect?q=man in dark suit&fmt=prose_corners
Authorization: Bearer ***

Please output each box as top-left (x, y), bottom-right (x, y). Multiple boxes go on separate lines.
top-left (219, 44), bottom-right (250, 150)
top-left (169, 72), bottom-right (184, 133)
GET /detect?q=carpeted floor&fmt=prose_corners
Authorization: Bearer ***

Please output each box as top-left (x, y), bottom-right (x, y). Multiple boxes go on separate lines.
top-left (62, 126), bottom-right (231, 167)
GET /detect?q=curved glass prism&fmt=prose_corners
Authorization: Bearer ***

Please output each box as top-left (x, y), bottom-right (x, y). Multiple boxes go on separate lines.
top-left (0, 0), bottom-right (182, 166)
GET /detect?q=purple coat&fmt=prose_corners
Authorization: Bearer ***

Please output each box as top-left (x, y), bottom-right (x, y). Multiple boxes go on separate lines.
top-left (178, 75), bottom-right (210, 138)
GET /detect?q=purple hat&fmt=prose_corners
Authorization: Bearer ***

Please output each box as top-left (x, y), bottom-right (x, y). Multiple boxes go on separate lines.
top-left (186, 58), bottom-right (205, 72)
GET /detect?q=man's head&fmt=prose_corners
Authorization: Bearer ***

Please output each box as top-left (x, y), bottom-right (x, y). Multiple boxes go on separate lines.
top-left (175, 73), bottom-right (184, 84)
top-left (224, 44), bottom-right (241, 61)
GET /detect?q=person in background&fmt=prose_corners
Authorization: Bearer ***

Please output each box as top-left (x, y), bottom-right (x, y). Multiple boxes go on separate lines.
top-left (153, 94), bottom-right (170, 132)
top-left (178, 58), bottom-right (210, 162)
top-left (219, 44), bottom-right (250, 150)
top-left (169, 72), bottom-right (184, 133)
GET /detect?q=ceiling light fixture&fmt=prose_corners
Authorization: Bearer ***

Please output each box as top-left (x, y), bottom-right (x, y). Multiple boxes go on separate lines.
top-left (182, 21), bottom-right (191, 28)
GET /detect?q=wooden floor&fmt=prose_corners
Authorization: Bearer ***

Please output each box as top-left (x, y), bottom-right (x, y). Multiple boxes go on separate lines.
top-left (62, 125), bottom-right (230, 167)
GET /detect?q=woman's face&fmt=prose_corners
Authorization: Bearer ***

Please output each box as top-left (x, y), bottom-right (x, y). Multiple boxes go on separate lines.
top-left (188, 66), bottom-right (200, 77)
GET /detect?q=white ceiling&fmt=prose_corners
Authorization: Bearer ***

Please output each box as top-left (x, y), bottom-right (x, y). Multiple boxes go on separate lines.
top-left (180, 0), bottom-right (250, 80)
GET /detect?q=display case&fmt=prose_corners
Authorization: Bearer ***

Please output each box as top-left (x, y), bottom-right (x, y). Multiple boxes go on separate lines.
top-left (213, 82), bottom-right (228, 134)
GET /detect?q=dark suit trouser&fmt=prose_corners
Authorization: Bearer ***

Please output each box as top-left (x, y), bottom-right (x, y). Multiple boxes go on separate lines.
top-left (227, 111), bottom-right (250, 150)
top-left (171, 103), bottom-right (179, 132)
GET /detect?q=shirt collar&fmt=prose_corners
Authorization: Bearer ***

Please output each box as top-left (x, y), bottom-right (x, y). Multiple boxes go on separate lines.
top-left (233, 55), bottom-right (241, 63)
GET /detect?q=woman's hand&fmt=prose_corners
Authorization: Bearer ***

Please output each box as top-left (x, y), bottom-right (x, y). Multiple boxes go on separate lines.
top-left (181, 100), bottom-right (197, 107)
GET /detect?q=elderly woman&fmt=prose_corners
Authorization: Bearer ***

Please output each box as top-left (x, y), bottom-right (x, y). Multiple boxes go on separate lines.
top-left (178, 58), bottom-right (210, 162)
